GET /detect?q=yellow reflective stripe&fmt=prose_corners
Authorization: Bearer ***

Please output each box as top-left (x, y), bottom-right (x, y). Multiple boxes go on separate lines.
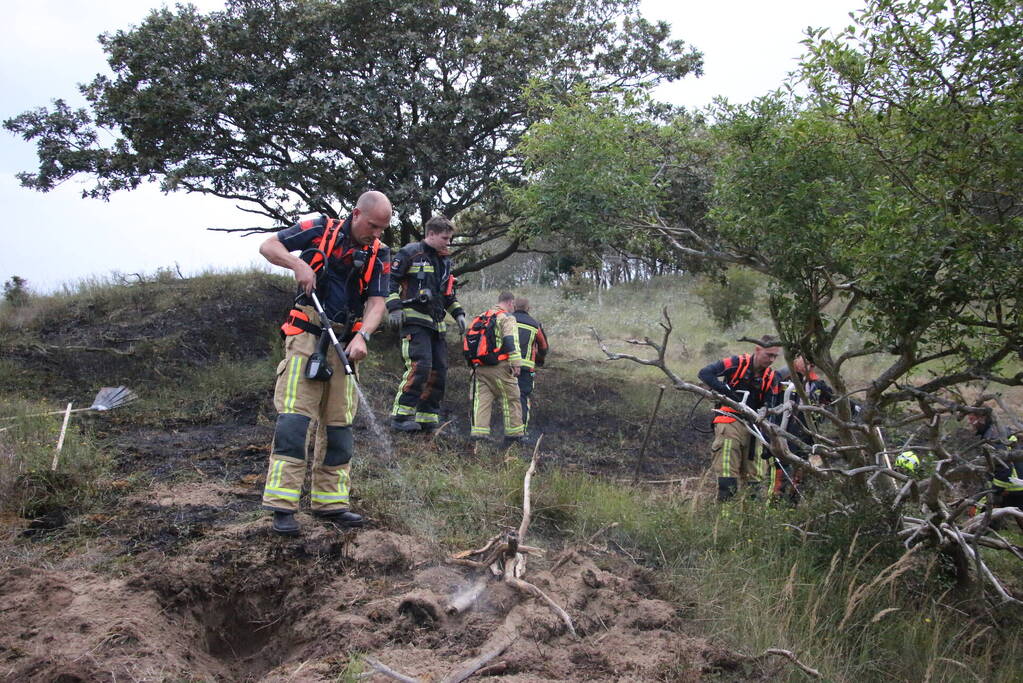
top-left (409, 264), bottom-right (435, 272)
top-left (722, 439), bottom-right (732, 477)
top-left (283, 356), bottom-right (302, 413)
top-left (470, 374), bottom-right (489, 434)
top-left (345, 375), bottom-right (355, 424)
top-left (265, 489), bottom-right (300, 501)
top-left (311, 493), bottom-right (348, 502)
top-left (272, 459), bottom-right (283, 489)
top-left (392, 336), bottom-right (415, 416)
top-left (497, 373), bottom-right (524, 435)
top-left (404, 309), bottom-right (434, 321)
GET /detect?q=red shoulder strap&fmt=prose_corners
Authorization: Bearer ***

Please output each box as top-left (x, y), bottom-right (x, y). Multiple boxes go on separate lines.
top-left (309, 218), bottom-right (343, 273)
top-left (359, 239), bottom-right (381, 292)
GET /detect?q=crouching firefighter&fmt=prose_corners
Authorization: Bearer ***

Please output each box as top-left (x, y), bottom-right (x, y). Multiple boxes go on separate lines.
top-left (386, 215), bottom-right (465, 432)
top-left (258, 191), bottom-right (391, 536)
top-left (697, 336), bottom-right (783, 502)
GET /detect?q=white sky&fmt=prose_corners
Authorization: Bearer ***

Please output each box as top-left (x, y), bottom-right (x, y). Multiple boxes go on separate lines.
top-left (1, 0), bottom-right (858, 293)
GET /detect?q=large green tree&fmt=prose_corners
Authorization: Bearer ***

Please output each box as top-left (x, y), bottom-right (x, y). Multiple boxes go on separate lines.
top-left (515, 0), bottom-right (1023, 598)
top-left (5, 0), bottom-right (701, 271)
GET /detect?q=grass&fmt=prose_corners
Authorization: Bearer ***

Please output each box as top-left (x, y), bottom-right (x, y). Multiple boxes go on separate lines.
top-left (0, 398), bottom-right (112, 545)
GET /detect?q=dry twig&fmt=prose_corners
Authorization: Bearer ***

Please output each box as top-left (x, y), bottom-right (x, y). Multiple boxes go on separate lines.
top-left (760, 649), bottom-right (822, 679)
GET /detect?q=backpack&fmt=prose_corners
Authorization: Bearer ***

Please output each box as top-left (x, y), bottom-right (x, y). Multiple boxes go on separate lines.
top-left (463, 309), bottom-right (508, 366)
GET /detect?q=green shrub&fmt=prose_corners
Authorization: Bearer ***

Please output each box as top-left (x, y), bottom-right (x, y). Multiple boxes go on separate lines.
top-left (3, 275), bottom-right (30, 308)
top-left (693, 268), bottom-right (760, 331)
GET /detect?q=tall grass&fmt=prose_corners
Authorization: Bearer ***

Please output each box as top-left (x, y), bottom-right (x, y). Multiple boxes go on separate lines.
top-left (0, 399), bottom-right (110, 534)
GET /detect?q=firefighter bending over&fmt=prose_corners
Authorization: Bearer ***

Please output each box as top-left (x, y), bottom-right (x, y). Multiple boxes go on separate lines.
top-left (698, 336), bottom-right (782, 501)
top-left (259, 191), bottom-right (391, 536)
top-left (386, 215), bottom-right (465, 432)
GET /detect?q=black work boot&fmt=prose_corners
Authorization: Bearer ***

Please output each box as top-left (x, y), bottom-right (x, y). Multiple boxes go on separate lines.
top-left (271, 511), bottom-right (300, 536)
top-left (314, 509), bottom-right (365, 528)
top-left (390, 416), bottom-right (421, 432)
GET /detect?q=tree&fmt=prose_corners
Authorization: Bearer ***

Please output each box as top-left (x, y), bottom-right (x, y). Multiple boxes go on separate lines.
top-left (5, 0), bottom-right (701, 272)
top-left (518, 0), bottom-right (1023, 600)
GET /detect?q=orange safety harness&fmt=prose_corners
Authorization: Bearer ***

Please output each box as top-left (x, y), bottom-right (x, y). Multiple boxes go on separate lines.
top-left (280, 217), bottom-right (381, 337)
top-left (713, 354), bottom-right (777, 424)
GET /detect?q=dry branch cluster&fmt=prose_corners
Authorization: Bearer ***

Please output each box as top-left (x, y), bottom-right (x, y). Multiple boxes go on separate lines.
top-left (594, 308), bottom-right (1023, 604)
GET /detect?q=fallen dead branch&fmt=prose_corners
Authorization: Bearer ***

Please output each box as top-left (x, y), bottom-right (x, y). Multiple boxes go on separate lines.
top-left (448, 434), bottom-right (579, 639)
top-left (760, 648), bottom-right (822, 679)
top-left (362, 657), bottom-right (420, 683)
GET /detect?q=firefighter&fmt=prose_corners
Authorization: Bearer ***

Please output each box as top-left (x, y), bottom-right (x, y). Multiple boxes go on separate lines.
top-left (512, 297), bottom-right (549, 431)
top-left (386, 215), bottom-right (466, 432)
top-left (697, 336), bottom-right (783, 501)
top-left (467, 292), bottom-right (524, 442)
top-left (774, 355), bottom-right (834, 498)
top-left (966, 408), bottom-right (1023, 533)
top-left (259, 191), bottom-right (391, 536)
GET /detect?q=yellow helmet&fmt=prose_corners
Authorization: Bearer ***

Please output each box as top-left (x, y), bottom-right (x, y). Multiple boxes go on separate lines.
top-left (895, 450), bottom-right (920, 471)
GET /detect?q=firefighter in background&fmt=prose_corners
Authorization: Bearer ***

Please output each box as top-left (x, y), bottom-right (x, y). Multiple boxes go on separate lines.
top-left (966, 407), bottom-right (1023, 533)
top-left (467, 291), bottom-right (525, 442)
top-left (259, 191), bottom-right (392, 536)
top-left (775, 355), bottom-right (834, 499)
top-left (386, 215), bottom-right (466, 432)
top-left (697, 336), bottom-right (783, 501)
top-left (512, 297), bottom-right (549, 431)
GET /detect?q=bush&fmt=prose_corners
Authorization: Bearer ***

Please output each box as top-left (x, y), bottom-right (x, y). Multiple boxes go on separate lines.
top-left (3, 275), bottom-right (30, 308)
top-left (692, 268), bottom-right (760, 331)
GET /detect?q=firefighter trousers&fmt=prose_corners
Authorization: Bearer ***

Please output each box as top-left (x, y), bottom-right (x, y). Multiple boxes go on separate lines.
top-left (391, 325), bottom-right (448, 426)
top-left (262, 330), bottom-right (358, 514)
top-left (710, 419), bottom-right (772, 501)
top-left (470, 364), bottom-right (524, 438)
top-left (518, 370), bottom-right (535, 429)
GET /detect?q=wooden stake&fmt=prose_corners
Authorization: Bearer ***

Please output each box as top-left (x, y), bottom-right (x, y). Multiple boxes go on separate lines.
top-left (634, 385), bottom-right (666, 483)
top-left (51, 402), bottom-right (73, 471)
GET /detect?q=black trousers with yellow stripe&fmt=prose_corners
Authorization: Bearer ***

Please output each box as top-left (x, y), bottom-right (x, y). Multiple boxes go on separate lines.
top-left (391, 324), bottom-right (448, 425)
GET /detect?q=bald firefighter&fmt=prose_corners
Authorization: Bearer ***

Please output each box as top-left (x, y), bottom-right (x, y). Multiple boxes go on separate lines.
top-left (259, 191), bottom-right (391, 536)
top-left (698, 337), bottom-right (783, 501)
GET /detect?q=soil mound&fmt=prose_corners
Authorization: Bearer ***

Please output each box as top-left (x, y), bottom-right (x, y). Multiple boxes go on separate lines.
top-left (0, 523), bottom-right (734, 681)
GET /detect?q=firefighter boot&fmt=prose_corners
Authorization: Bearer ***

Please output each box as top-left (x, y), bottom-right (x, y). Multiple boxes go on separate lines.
top-left (272, 511), bottom-right (300, 536)
top-left (314, 509), bottom-right (365, 528)
top-left (390, 416), bottom-right (421, 432)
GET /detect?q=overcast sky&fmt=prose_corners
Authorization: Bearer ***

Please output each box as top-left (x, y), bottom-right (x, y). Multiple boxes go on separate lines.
top-left (1, 0), bottom-right (858, 293)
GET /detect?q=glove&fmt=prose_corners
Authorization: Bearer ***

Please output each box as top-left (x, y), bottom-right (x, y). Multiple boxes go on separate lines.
top-left (456, 314), bottom-right (466, 335)
top-left (388, 310), bottom-right (403, 328)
